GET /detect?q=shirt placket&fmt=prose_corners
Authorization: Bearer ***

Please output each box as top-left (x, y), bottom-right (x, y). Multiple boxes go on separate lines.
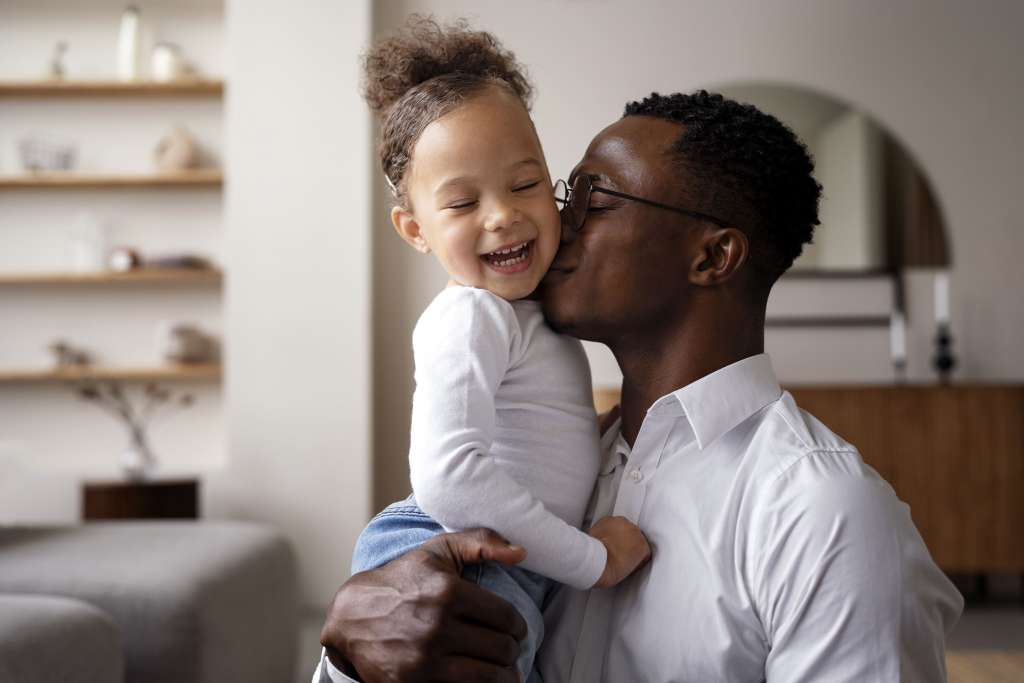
top-left (567, 409), bottom-right (674, 683)
top-left (566, 464), bottom-right (623, 683)
top-left (612, 409), bottom-right (672, 522)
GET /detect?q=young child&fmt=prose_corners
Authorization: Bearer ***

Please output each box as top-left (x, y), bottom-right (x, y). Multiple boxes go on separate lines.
top-left (347, 17), bottom-right (650, 681)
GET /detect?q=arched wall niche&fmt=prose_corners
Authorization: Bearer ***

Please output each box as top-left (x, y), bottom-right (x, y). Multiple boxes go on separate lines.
top-left (706, 80), bottom-right (951, 275)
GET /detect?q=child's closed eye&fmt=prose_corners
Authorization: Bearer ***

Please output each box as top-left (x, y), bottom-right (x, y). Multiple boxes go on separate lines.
top-left (512, 179), bottom-right (542, 193)
top-left (444, 199), bottom-right (478, 210)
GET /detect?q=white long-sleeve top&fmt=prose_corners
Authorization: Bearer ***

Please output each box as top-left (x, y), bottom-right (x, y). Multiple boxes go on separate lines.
top-left (408, 286), bottom-right (607, 590)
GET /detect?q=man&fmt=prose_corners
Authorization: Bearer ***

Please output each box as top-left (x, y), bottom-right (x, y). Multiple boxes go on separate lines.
top-left (317, 91), bottom-right (963, 682)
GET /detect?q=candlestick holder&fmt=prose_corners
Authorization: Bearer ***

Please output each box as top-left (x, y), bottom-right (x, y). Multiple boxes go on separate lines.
top-left (893, 358), bottom-right (907, 383)
top-left (932, 322), bottom-right (957, 383)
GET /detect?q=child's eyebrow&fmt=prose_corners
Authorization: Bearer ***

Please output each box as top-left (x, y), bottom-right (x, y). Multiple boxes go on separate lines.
top-left (433, 158), bottom-right (544, 195)
top-left (507, 158), bottom-right (543, 172)
top-left (434, 176), bottom-right (473, 194)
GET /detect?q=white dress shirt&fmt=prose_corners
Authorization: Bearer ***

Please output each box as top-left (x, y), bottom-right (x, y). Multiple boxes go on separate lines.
top-left (315, 353), bottom-right (963, 683)
top-left (537, 354), bottom-right (963, 682)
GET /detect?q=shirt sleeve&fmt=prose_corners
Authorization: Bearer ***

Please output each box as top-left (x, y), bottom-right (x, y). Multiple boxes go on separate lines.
top-left (757, 451), bottom-right (963, 682)
top-left (409, 288), bottom-right (607, 590)
top-left (314, 648), bottom-right (359, 683)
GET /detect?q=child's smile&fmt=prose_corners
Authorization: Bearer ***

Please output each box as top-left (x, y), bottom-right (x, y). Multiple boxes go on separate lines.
top-left (481, 239), bottom-right (534, 274)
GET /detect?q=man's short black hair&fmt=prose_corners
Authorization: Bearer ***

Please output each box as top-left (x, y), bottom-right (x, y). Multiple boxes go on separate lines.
top-left (623, 90), bottom-right (821, 288)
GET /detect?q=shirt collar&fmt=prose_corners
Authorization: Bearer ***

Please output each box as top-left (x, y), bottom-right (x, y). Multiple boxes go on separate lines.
top-left (598, 416), bottom-right (629, 475)
top-left (670, 353), bottom-right (782, 451)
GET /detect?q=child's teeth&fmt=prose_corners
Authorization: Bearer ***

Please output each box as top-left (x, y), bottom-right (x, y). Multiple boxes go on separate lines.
top-left (485, 241), bottom-right (530, 267)
top-left (491, 241), bottom-right (527, 257)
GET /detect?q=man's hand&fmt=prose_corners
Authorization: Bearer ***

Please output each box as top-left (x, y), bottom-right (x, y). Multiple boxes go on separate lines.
top-left (589, 516), bottom-right (652, 589)
top-left (320, 529), bottom-right (529, 683)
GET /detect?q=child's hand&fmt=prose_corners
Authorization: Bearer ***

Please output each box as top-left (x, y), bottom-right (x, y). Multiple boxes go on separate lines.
top-left (588, 516), bottom-right (651, 588)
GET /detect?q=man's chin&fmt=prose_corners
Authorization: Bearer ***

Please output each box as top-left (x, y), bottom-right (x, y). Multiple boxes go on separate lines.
top-left (539, 292), bottom-right (572, 335)
top-left (540, 273), bottom-right (593, 338)
top-left (540, 294), bottom-right (589, 338)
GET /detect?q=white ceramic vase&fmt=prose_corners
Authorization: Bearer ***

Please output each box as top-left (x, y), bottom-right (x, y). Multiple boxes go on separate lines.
top-left (120, 425), bottom-right (157, 481)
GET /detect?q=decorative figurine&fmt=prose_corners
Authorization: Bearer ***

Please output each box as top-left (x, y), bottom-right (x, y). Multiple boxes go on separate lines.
top-left (108, 246), bottom-right (143, 272)
top-left (18, 135), bottom-right (78, 172)
top-left (151, 42), bottom-right (189, 82)
top-left (65, 213), bottom-right (107, 273)
top-left (890, 310), bottom-right (907, 383)
top-left (117, 5), bottom-right (142, 82)
top-left (49, 41), bottom-right (69, 80)
top-left (49, 340), bottom-right (93, 368)
top-left (932, 271), bottom-right (956, 383)
top-left (153, 126), bottom-right (199, 171)
top-left (158, 324), bottom-right (219, 364)
top-left (933, 323), bottom-right (957, 384)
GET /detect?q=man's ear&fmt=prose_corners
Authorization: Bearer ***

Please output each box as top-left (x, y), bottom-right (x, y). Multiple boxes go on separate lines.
top-left (689, 227), bottom-right (748, 286)
top-left (391, 205), bottom-right (430, 254)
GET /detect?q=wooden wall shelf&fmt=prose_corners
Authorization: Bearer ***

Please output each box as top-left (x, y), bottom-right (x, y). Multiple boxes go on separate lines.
top-left (0, 269), bottom-right (222, 285)
top-left (0, 363), bottom-right (221, 383)
top-left (0, 170), bottom-right (222, 189)
top-left (783, 268), bottom-right (894, 280)
top-left (766, 315), bottom-right (891, 328)
top-left (0, 80), bottom-right (224, 98)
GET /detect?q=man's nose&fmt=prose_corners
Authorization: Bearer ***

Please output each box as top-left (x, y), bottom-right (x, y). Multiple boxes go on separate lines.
top-left (559, 205), bottom-right (579, 245)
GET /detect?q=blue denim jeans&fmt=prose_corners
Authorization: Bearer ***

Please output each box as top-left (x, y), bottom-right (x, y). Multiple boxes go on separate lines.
top-left (352, 495), bottom-right (550, 683)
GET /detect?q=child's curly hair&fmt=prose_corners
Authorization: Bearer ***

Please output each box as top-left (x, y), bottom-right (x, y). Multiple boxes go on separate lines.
top-left (362, 15), bottom-right (533, 204)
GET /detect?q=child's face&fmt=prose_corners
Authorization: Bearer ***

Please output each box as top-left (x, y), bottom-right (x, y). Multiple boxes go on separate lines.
top-left (393, 87), bottom-right (561, 301)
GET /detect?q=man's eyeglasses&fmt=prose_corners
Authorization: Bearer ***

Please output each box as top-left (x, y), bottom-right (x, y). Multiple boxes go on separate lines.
top-left (553, 175), bottom-right (729, 233)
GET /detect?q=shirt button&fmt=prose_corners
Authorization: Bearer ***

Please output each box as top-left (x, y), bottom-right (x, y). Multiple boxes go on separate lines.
top-left (629, 469), bottom-right (643, 483)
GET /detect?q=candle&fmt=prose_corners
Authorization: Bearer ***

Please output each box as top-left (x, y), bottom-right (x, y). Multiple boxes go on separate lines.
top-left (890, 310), bottom-right (907, 362)
top-left (934, 271), bottom-right (950, 325)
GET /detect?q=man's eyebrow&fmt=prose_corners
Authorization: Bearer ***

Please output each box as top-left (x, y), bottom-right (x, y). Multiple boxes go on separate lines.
top-left (568, 166), bottom-right (606, 183)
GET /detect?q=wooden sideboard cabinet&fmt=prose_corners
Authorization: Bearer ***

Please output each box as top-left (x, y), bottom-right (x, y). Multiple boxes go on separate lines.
top-left (594, 384), bottom-right (1024, 572)
top-left (789, 385), bottom-right (1023, 573)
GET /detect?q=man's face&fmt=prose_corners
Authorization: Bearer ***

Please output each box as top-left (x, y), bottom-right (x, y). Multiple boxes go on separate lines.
top-left (541, 116), bottom-right (702, 341)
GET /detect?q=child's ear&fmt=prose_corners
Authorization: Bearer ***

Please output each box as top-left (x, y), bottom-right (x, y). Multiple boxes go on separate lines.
top-left (391, 206), bottom-right (430, 254)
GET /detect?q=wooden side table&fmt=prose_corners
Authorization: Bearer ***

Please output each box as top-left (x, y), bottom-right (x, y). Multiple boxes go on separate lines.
top-left (82, 479), bottom-right (199, 520)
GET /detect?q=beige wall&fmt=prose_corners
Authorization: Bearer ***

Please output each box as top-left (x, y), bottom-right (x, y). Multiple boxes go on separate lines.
top-left (215, 0), bottom-right (372, 608)
top-left (371, 0), bottom-right (1024, 509)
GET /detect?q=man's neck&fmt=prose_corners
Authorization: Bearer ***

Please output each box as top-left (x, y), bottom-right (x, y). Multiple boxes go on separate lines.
top-left (610, 308), bottom-right (764, 447)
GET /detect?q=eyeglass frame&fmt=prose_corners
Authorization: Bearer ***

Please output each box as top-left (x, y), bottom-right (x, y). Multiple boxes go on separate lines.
top-left (553, 175), bottom-right (729, 232)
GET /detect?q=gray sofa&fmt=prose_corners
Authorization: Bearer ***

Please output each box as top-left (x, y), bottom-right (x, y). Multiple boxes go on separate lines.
top-left (0, 593), bottom-right (123, 683)
top-left (0, 521), bottom-right (298, 683)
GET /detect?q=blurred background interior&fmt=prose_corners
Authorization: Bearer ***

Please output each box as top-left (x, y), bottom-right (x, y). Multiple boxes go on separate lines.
top-left (0, 1), bottom-right (1021, 682)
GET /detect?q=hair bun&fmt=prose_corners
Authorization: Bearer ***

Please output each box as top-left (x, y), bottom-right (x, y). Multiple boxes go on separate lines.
top-left (362, 15), bottom-right (533, 114)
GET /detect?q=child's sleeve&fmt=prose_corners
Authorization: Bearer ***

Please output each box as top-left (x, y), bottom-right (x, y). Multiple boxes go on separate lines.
top-left (409, 288), bottom-right (607, 590)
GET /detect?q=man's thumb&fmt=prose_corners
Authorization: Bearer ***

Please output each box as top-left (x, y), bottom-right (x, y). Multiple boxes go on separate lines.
top-left (435, 528), bottom-right (526, 571)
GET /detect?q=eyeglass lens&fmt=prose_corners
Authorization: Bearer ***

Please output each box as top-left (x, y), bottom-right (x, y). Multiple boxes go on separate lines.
top-left (555, 176), bottom-right (592, 232)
